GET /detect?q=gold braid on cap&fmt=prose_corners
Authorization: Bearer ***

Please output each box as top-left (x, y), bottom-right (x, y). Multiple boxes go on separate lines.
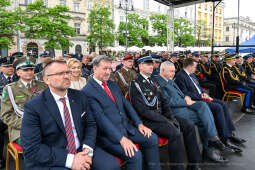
top-left (201, 63), bottom-right (211, 75)
top-left (222, 66), bottom-right (239, 82)
top-left (233, 65), bottom-right (246, 77)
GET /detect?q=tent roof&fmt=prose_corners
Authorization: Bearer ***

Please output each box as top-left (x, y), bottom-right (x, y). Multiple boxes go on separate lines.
top-left (154, 0), bottom-right (220, 8)
top-left (226, 34), bottom-right (255, 53)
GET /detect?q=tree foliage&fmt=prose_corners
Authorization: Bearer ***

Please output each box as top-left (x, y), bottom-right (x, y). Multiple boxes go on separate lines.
top-left (174, 17), bottom-right (196, 47)
top-left (149, 14), bottom-right (167, 46)
top-left (117, 13), bottom-right (149, 48)
top-left (0, 0), bottom-right (23, 48)
top-left (86, 4), bottom-right (115, 51)
top-left (24, 0), bottom-right (75, 53)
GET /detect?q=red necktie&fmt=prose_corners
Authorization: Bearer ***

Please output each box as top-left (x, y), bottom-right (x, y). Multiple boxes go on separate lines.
top-left (102, 82), bottom-right (117, 105)
top-left (59, 97), bottom-right (76, 154)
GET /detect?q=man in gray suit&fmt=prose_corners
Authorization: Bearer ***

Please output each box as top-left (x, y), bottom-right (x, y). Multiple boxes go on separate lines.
top-left (155, 61), bottom-right (237, 163)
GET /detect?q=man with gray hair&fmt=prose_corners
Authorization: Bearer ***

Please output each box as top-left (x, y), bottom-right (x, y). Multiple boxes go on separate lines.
top-left (155, 61), bottom-right (234, 162)
top-left (83, 55), bottom-right (161, 170)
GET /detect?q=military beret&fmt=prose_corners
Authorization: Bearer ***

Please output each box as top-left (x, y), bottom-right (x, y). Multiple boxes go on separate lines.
top-left (12, 52), bottom-right (24, 58)
top-left (13, 56), bottom-right (36, 70)
top-left (137, 56), bottom-right (154, 65)
top-left (123, 55), bottom-right (133, 60)
top-left (0, 56), bottom-right (15, 66)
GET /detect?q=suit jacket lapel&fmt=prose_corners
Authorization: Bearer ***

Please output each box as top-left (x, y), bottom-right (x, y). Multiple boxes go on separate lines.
top-left (67, 90), bottom-right (82, 141)
top-left (44, 89), bottom-right (66, 135)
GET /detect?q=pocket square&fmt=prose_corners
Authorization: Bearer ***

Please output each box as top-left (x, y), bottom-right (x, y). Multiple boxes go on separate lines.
top-left (81, 111), bottom-right (87, 118)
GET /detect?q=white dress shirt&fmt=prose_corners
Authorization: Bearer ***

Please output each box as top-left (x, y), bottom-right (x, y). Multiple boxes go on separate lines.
top-left (140, 73), bottom-right (152, 84)
top-left (93, 77), bottom-right (105, 89)
top-left (50, 90), bottom-right (92, 168)
top-left (183, 69), bottom-right (202, 94)
top-left (20, 80), bottom-right (32, 88)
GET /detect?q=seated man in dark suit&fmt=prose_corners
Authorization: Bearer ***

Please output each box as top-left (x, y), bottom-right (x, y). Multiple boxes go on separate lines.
top-left (175, 58), bottom-right (246, 149)
top-left (129, 56), bottom-right (202, 170)
top-left (83, 55), bottom-right (161, 170)
top-left (21, 60), bottom-right (120, 170)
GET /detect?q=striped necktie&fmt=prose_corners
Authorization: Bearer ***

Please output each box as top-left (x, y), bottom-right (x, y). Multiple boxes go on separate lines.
top-left (59, 97), bottom-right (76, 154)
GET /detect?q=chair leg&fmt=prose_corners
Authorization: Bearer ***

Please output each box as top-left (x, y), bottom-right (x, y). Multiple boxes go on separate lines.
top-left (6, 147), bottom-right (10, 170)
top-left (15, 153), bottom-right (19, 170)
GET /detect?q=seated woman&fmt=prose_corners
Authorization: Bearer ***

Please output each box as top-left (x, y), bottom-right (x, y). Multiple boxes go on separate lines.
top-left (67, 58), bottom-right (86, 90)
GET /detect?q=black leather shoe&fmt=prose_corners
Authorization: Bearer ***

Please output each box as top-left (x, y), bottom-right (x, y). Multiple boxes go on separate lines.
top-left (208, 139), bottom-right (233, 153)
top-left (224, 140), bottom-right (243, 153)
top-left (250, 105), bottom-right (255, 109)
top-left (0, 159), bottom-right (5, 169)
top-left (229, 135), bottom-right (247, 145)
top-left (241, 107), bottom-right (255, 114)
top-left (186, 164), bottom-right (202, 170)
top-left (205, 150), bottom-right (229, 163)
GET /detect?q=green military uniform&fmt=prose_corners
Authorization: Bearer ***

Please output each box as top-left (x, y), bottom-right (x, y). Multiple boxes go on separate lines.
top-left (114, 67), bottom-right (136, 96)
top-left (0, 56), bottom-right (48, 142)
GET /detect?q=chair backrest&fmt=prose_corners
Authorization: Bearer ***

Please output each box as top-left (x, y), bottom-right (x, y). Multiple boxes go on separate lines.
top-left (219, 74), bottom-right (227, 93)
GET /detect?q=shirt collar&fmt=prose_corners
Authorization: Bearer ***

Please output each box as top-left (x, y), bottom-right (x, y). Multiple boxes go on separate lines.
top-left (3, 74), bottom-right (13, 79)
top-left (227, 64), bottom-right (232, 68)
top-left (50, 89), bottom-right (68, 102)
top-left (93, 76), bottom-right (104, 87)
top-left (183, 69), bottom-right (190, 76)
top-left (21, 79), bottom-right (32, 87)
top-left (140, 73), bottom-right (150, 80)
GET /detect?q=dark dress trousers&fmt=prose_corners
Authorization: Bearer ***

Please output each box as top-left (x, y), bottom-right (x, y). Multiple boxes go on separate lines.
top-left (129, 74), bottom-right (201, 170)
top-left (83, 79), bottom-right (161, 170)
top-left (175, 70), bottom-right (236, 143)
top-left (21, 88), bottom-right (119, 170)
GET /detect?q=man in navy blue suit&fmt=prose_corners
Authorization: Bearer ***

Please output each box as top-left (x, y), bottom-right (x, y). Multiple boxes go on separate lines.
top-left (83, 55), bottom-right (161, 170)
top-left (21, 60), bottom-right (120, 170)
top-left (175, 58), bottom-right (245, 151)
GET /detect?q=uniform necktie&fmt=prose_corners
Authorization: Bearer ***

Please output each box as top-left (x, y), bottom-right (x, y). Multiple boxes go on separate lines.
top-left (59, 97), bottom-right (76, 154)
top-left (26, 83), bottom-right (32, 91)
top-left (102, 82), bottom-right (117, 104)
top-left (7, 77), bottom-right (11, 84)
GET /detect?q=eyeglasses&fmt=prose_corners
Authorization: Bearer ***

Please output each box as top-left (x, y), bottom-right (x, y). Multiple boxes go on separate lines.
top-left (46, 71), bottom-right (72, 77)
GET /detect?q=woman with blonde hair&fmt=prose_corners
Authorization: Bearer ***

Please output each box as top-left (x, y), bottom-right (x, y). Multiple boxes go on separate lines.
top-left (67, 58), bottom-right (86, 90)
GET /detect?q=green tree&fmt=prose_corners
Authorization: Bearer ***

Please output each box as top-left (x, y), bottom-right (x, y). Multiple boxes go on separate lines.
top-left (149, 14), bottom-right (167, 46)
top-left (174, 17), bottom-right (196, 47)
top-left (196, 19), bottom-right (211, 46)
top-left (86, 4), bottom-right (115, 52)
top-left (24, 0), bottom-right (75, 56)
top-left (0, 0), bottom-right (24, 49)
top-left (117, 13), bottom-right (149, 47)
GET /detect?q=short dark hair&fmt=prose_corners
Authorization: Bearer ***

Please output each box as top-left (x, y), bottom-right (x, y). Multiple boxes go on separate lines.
top-left (183, 58), bottom-right (197, 68)
top-left (42, 60), bottom-right (66, 77)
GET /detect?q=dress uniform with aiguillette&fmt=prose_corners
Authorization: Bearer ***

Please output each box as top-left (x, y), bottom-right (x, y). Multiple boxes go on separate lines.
top-left (1, 56), bottom-right (48, 144)
top-left (129, 56), bottom-right (202, 170)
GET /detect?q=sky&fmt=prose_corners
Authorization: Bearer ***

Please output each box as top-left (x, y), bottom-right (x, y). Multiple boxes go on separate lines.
top-left (224, 0), bottom-right (255, 22)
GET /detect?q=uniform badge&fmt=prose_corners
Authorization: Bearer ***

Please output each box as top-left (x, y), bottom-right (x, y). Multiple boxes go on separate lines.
top-left (142, 80), bottom-right (146, 83)
top-left (150, 92), bottom-right (153, 95)
top-left (2, 90), bottom-right (7, 100)
top-left (147, 97), bottom-right (151, 100)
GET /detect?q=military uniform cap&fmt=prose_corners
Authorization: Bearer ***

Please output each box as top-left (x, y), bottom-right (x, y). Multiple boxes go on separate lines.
top-left (225, 53), bottom-right (237, 60)
top-left (192, 52), bottom-right (200, 57)
top-left (12, 52), bottom-right (24, 58)
top-left (200, 52), bottom-right (209, 58)
top-left (243, 54), bottom-right (253, 60)
top-left (178, 53), bottom-right (185, 58)
top-left (0, 56), bottom-right (15, 66)
top-left (171, 53), bottom-right (178, 57)
top-left (137, 55), bottom-right (153, 65)
top-left (151, 54), bottom-right (162, 62)
top-left (13, 56), bottom-right (36, 70)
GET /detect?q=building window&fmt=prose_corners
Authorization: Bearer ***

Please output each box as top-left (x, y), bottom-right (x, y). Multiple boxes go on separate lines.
top-left (25, 0), bottom-right (32, 5)
top-left (75, 45), bottom-right (82, 54)
top-left (44, 0), bottom-right (48, 7)
top-left (226, 26), bottom-right (229, 31)
top-left (60, 0), bottom-right (66, 6)
top-left (158, 4), bottom-right (161, 12)
top-left (74, 3), bottom-right (79, 12)
top-left (88, 0), bottom-right (93, 9)
top-left (88, 22), bottom-right (91, 32)
top-left (74, 23), bottom-right (81, 35)
top-left (143, 0), bottom-right (149, 10)
top-left (120, 16), bottom-right (125, 22)
top-left (205, 3), bottom-right (208, 10)
top-left (226, 36), bottom-right (229, 42)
